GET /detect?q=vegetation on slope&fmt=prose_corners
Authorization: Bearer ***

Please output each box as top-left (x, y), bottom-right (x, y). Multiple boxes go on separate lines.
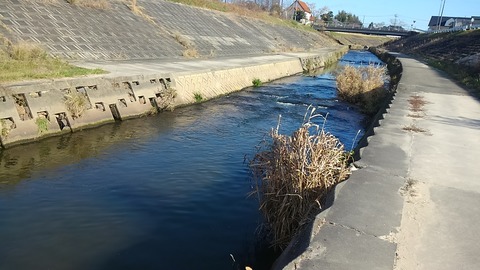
top-left (0, 37), bottom-right (105, 83)
top-left (385, 30), bottom-right (480, 94)
top-left (166, 0), bottom-right (317, 32)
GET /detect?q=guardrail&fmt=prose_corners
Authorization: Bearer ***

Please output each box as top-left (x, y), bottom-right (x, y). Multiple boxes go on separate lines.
top-left (313, 24), bottom-right (415, 37)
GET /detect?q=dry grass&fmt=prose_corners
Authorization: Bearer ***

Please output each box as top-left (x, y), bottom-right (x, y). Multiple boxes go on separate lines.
top-left (174, 33), bottom-right (199, 58)
top-left (168, 0), bottom-right (316, 33)
top-left (9, 42), bottom-right (47, 61)
top-left (128, 0), bottom-right (156, 24)
top-left (250, 108), bottom-right (351, 249)
top-left (182, 47), bottom-right (199, 58)
top-left (336, 65), bottom-right (387, 115)
top-left (0, 118), bottom-right (15, 139)
top-left (155, 88), bottom-right (177, 111)
top-left (27, 0), bottom-right (59, 4)
top-left (66, 0), bottom-right (110, 9)
top-left (64, 91), bottom-right (88, 119)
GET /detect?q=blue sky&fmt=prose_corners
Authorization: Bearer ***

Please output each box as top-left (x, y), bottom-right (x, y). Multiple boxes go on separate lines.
top-left (305, 0), bottom-right (480, 30)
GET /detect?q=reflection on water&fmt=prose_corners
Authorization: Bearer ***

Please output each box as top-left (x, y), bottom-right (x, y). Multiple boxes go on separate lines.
top-left (0, 51), bottom-right (379, 270)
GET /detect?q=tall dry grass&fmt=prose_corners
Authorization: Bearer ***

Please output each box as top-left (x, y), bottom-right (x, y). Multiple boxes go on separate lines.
top-left (250, 108), bottom-right (351, 249)
top-left (66, 0), bottom-right (110, 9)
top-left (64, 91), bottom-right (88, 119)
top-left (9, 42), bottom-right (47, 61)
top-left (336, 65), bottom-right (387, 114)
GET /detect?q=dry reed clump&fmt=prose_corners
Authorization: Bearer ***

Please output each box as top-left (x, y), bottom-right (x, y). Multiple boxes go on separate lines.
top-left (64, 91), bottom-right (88, 119)
top-left (250, 108), bottom-right (351, 249)
top-left (66, 0), bottom-right (110, 9)
top-left (155, 88), bottom-right (177, 111)
top-left (174, 33), bottom-right (199, 58)
top-left (336, 65), bottom-right (387, 115)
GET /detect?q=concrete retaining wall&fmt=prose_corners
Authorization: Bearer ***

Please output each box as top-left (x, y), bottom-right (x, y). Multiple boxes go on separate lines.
top-left (0, 48), bottom-right (347, 148)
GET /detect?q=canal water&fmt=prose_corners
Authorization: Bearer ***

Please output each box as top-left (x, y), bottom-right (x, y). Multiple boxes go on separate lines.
top-left (0, 51), bottom-right (383, 270)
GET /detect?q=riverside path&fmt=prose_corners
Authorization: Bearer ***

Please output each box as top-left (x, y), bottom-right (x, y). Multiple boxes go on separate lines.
top-left (276, 53), bottom-right (480, 269)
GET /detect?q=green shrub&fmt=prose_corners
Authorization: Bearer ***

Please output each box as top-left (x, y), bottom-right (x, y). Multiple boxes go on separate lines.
top-left (194, 92), bottom-right (203, 103)
top-left (252, 78), bottom-right (262, 87)
top-left (35, 116), bottom-right (49, 134)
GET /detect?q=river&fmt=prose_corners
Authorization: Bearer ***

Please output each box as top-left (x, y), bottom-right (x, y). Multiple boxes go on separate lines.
top-left (0, 51), bottom-right (383, 270)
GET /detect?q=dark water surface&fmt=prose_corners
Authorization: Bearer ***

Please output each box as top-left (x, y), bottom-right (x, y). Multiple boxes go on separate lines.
top-left (0, 51), bottom-right (381, 270)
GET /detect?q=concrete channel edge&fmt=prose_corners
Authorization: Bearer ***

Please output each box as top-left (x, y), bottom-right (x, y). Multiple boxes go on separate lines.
top-left (273, 49), bottom-right (404, 270)
top-left (0, 47), bottom-right (347, 148)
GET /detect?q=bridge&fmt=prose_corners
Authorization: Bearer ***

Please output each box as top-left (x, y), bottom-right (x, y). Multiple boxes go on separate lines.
top-left (314, 24), bottom-right (416, 37)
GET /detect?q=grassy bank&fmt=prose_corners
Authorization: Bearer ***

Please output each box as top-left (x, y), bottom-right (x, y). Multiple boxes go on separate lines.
top-left (385, 30), bottom-right (480, 95)
top-left (167, 0), bottom-right (316, 32)
top-left (0, 39), bottom-right (105, 83)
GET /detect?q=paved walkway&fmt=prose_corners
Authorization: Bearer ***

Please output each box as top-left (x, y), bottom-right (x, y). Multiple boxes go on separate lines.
top-left (72, 49), bottom-right (341, 78)
top-left (276, 53), bottom-right (480, 269)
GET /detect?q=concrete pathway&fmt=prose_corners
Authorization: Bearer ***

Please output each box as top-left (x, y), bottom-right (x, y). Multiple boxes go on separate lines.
top-left (276, 54), bottom-right (480, 269)
top-left (72, 48), bottom-right (341, 78)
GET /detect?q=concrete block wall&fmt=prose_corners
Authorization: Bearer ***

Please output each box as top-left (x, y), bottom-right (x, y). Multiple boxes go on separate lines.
top-left (0, 74), bottom-right (175, 147)
top-left (173, 58), bottom-right (303, 105)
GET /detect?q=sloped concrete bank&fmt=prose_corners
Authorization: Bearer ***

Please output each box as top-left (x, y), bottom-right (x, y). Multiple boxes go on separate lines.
top-left (0, 0), bottom-right (337, 60)
top-left (273, 49), bottom-right (404, 270)
top-left (0, 47), bottom-right (347, 148)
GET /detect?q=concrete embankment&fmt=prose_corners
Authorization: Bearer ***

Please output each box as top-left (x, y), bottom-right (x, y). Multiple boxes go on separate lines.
top-left (0, 47), bottom-right (347, 148)
top-left (274, 49), bottom-right (480, 269)
top-left (0, 0), bottom-right (347, 148)
top-left (0, 0), bottom-right (337, 60)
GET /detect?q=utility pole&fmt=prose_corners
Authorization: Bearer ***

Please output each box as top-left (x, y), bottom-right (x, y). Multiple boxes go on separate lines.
top-left (437, 0), bottom-right (446, 30)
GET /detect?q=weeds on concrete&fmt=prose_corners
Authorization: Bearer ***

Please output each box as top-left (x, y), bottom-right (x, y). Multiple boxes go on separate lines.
top-left (336, 65), bottom-right (387, 115)
top-left (64, 91), bottom-right (88, 119)
top-left (66, 0), bottom-right (110, 9)
top-left (0, 119), bottom-right (14, 139)
top-left (194, 92), bottom-right (203, 102)
top-left (250, 108), bottom-right (351, 249)
top-left (252, 78), bottom-right (262, 87)
top-left (0, 40), bottom-right (105, 83)
top-left (173, 33), bottom-right (199, 58)
top-left (182, 47), bottom-right (199, 58)
top-left (156, 88), bottom-right (177, 111)
top-left (35, 116), bottom-right (49, 134)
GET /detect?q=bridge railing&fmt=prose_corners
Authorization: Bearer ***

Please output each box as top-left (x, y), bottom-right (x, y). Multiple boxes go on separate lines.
top-left (319, 22), bottom-right (410, 33)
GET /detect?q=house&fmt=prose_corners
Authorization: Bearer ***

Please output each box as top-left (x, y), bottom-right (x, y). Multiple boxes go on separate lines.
top-left (285, 0), bottom-right (313, 24)
top-left (428, 16), bottom-right (477, 31)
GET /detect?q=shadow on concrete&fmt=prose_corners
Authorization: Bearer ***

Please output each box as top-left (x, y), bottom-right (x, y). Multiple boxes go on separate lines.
top-left (271, 182), bottom-right (342, 269)
top-left (432, 115), bottom-right (480, 130)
